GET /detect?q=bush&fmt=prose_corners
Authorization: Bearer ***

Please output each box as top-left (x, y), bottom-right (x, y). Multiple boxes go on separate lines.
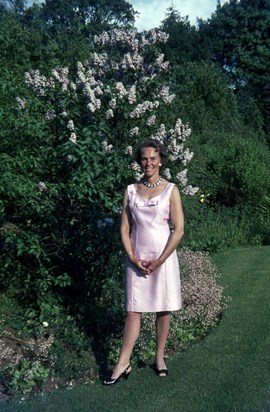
top-left (0, 296), bottom-right (98, 396)
top-left (181, 197), bottom-right (257, 252)
top-left (192, 133), bottom-right (270, 209)
top-left (1, 29), bottom-right (199, 339)
top-left (108, 248), bottom-right (229, 364)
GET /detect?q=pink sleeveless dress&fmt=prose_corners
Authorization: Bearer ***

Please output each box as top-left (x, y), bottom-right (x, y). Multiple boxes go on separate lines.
top-left (125, 182), bottom-right (182, 312)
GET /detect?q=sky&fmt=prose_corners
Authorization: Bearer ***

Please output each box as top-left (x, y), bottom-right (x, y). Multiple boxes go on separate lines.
top-left (127, 0), bottom-right (227, 31)
top-left (27, 0), bottom-right (227, 31)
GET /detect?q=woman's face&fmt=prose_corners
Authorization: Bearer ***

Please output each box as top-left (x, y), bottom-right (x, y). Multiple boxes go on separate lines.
top-left (140, 147), bottom-right (161, 179)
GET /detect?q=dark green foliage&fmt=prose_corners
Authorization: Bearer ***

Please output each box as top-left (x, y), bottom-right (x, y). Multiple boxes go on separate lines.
top-left (34, 0), bottom-right (136, 32)
top-left (170, 62), bottom-right (242, 134)
top-left (160, 6), bottom-right (209, 63)
top-left (199, 0), bottom-right (270, 139)
top-left (197, 134), bottom-right (270, 208)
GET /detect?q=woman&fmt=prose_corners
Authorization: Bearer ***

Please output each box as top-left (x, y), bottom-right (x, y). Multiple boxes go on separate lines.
top-left (104, 138), bottom-right (184, 385)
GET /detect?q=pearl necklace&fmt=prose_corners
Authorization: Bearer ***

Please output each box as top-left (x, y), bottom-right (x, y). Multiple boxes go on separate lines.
top-left (143, 177), bottom-right (162, 188)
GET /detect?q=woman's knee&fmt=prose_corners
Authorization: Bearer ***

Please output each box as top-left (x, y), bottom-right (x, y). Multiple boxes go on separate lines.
top-left (126, 311), bottom-right (141, 320)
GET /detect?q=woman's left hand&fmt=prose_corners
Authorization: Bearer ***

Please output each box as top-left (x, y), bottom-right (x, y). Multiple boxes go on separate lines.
top-left (147, 259), bottom-right (164, 273)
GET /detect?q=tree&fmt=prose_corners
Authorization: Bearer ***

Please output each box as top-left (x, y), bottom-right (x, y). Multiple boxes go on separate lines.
top-left (0, 0), bottom-right (26, 14)
top-left (199, 0), bottom-right (270, 138)
top-left (28, 0), bottom-right (137, 34)
top-left (160, 5), bottom-right (210, 64)
top-left (19, 0), bottom-right (138, 70)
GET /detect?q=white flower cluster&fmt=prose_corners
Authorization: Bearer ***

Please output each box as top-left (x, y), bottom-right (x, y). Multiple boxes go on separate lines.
top-left (25, 70), bottom-right (53, 96)
top-left (150, 123), bottom-right (167, 142)
top-left (24, 28), bottom-right (198, 197)
top-left (155, 54), bottom-right (169, 70)
top-left (16, 97), bottom-right (26, 110)
top-left (148, 29), bottom-right (169, 45)
top-left (174, 118), bottom-right (192, 141)
top-left (62, 112), bottom-right (77, 145)
top-left (157, 85), bottom-right (175, 104)
top-left (105, 109), bottom-right (114, 119)
top-left (52, 67), bottom-right (69, 81)
top-left (141, 74), bottom-right (157, 83)
top-left (115, 82), bottom-right (128, 99)
top-left (69, 133), bottom-right (77, 144)
top-left (167, 138), bottom-right (184, 161)
top-left (94, 29), bottom-right (139, 52)
top-left (67, 154), bottom-right (73, 162)
top-left (128, 85), bottom-right (136, 104)
top-left (148, 119), bottom-right (198, 194)
top-left (124, 145), bottom-right (133, 155)
top-left (38, 181), bottom-right (47, 192)
top-left (45, 110), bottom-right (56, 121)
top-left (91, 52), bottom-right (108, 68)
top-left (121, 52), bottom-right (144, 71)
top-left (182, 185), bottom-right (199, 196)
top-left (101, 140), bottom-right (113, 153)
top-left (147, 54), bottom-right (170, 75)
top-left (181, 148), bottom-right (194, 166)
top-left (176, 169), bottom-right (188, 186)
top-left (131, 161), bottom-right (141, 172)
top-left (129, 127), bottom-right (139, 137)
top-left (130, 100), bottom-right (160, 119)
top-left (146, 115), bottom-right (156, 126)
top-left (130, 161), bottom-right (143, 181)
top-left (162, 168), bottom-right (171, 180)
top-left (109, 98), bottom-right (117, 109)
top-left (76, 62), bottom-right (102, 113)
top-left (67, 120), bottom-right (75, 131)
top-left (25, 67), bottom-right (73, 96)
top-left (51, 67), bottom-right (69, 92)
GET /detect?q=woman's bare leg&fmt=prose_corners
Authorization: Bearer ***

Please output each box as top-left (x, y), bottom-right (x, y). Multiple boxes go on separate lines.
top-left (155, 311), bottom-right (170, 370)
top-left (111, 311), bottom-right (141, 378)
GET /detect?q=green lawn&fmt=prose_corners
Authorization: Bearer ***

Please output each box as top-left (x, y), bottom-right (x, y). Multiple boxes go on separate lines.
top-left (2, 246), bottom-right (270, 412)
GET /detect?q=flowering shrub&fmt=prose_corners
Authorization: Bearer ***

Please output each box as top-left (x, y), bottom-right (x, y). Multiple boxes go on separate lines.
top-left (0, 333), bottom-right (97, 397)
top-left (122, 248), bottom-right (229, 363)
top-left (1, 28), bottom-right (198, 316)
top-left (0, 28), bottom-right (201, 394)
top-left (21, 28), bottom-right (198, 191)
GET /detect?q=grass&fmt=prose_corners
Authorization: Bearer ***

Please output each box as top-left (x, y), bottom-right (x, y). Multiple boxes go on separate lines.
top-left (2, 245), bottom-right (270, 412)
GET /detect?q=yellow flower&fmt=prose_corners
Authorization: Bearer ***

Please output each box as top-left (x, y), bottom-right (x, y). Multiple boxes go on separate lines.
top-left (199, 194), bottom-right (205, 203)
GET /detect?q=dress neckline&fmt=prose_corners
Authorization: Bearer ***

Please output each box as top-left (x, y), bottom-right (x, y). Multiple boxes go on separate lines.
top-left (133, 182), bottom-right (172, 202)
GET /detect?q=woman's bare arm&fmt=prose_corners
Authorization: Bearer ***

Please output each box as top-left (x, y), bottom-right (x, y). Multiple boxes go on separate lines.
top-left (120, 188), bottom-right (149, 273)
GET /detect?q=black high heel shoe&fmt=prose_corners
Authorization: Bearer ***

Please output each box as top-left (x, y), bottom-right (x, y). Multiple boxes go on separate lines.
top-left (103, 364), bottom-right (131, 385)
top-left (154, 364), bottom-right (168, 377)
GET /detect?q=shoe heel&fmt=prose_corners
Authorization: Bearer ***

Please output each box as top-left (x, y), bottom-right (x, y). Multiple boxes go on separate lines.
top-left (123, 371), bottom-right (131, 380)
top-left (103, 364), bottom-right (131, 386)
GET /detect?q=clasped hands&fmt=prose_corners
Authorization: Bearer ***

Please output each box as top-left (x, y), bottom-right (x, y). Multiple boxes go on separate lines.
top-left (133, 257), bottom-right (163, 274)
